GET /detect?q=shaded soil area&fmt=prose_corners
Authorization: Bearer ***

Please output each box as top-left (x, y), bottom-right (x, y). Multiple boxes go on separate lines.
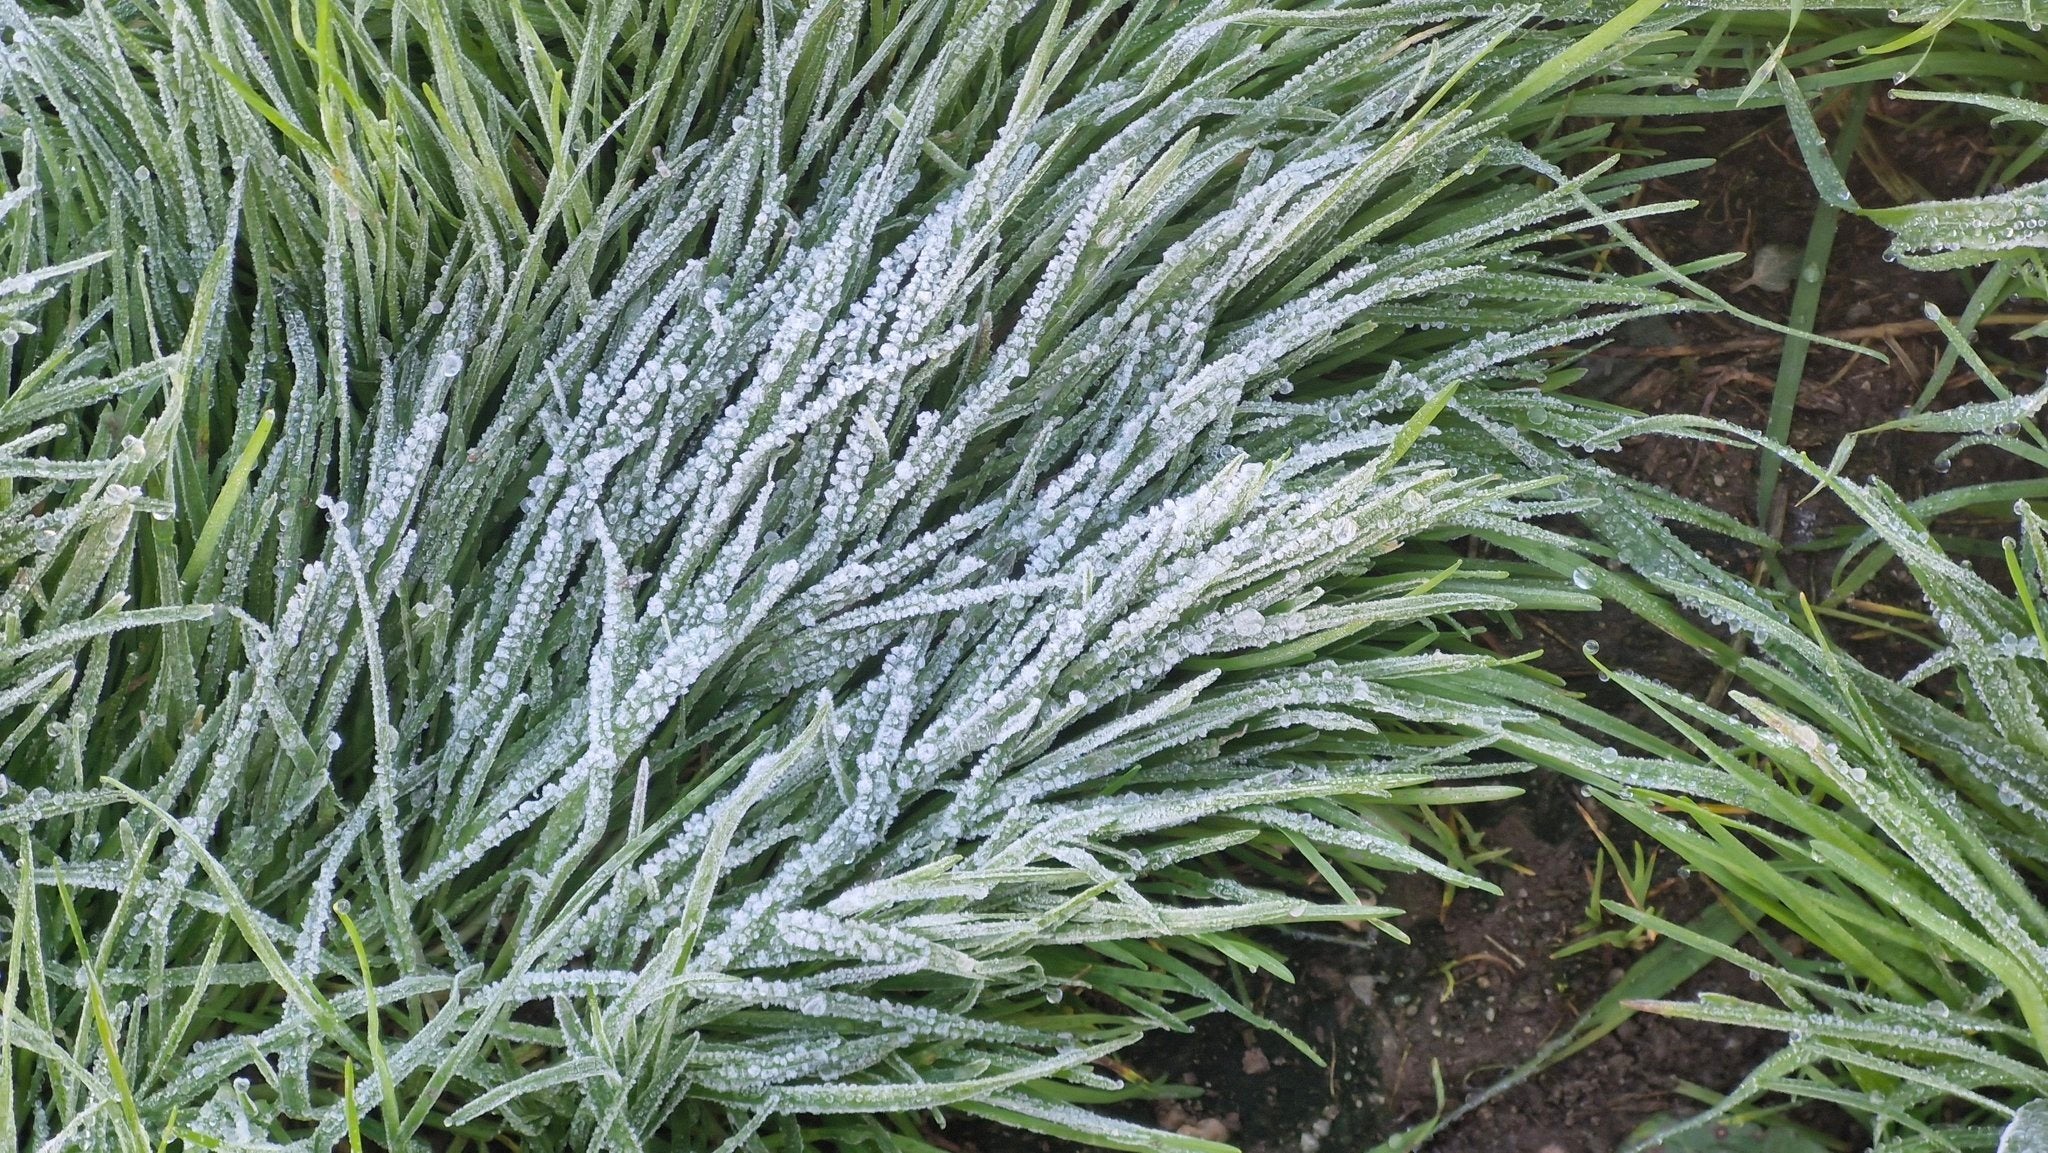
top-left (1560, 84), bottom-right (2048, 704)
top-left (944, 83), bottom-right (2044, 1153)
top-left (1365, 783), bottom-right (1779, 1153)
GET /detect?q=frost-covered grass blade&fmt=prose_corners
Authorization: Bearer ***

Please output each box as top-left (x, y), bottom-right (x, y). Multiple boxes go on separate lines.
top-left (0, 0), bottom-right (1718, 1148)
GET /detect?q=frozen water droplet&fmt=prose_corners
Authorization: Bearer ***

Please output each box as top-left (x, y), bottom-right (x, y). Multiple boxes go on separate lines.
top-left (437, 352), bottom-right (464, 378)
top-left (426, 299), bottom-right (445, 315)
top-left (1044, 987), bottom-right (1064, 1004)
top-left (332, 898), bottom-right (351, 915)
top-left (1571, 568), bottom-right (1597, 590)
top-left (325, 732), bottom-right (343, 751)
top-left (1581, 640), bottom-right (1601, 658)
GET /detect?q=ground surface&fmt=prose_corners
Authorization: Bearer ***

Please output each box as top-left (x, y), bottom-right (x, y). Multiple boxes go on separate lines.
top-left (936, 777), bottom-right (1798, 1153)
top-left (940, 88), bottom-right (2044, 1153)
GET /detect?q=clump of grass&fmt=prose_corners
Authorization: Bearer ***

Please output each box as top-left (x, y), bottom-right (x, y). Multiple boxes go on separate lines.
top-left (1573, 428), bottom-right (2048, 1151)
top-left (0, 0), bottom-right (1717, 1149)
top-left (1532, 12), bottom-right (2048, 1146)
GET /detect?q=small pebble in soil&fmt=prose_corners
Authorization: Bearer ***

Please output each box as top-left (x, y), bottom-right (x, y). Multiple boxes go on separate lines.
top-left (1241, 1047), bottom-right (1271, 1075)
top-left (1732, 243), bottom-right (1801, 293)
top-left (1175, 1118), bottom-right (1230, 1142)
top-left (1346, 973), bottom-right (1377, 1006)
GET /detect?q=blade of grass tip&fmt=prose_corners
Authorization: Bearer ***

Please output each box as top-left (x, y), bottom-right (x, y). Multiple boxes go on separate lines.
top-left (1856, 2), bottom-right (1964, 59)
top-left (1917, 306), bottom-right (2048, 464)
top-left (182, 407), bottom-right (274, 589)
top-left (1483, 0), bottom-right (1670, 120)
top-left (335, 903), bottom-right (406, 1151)
top-left (52, 874), bottom-right (149, 1153)
top-left (1280, 830), bottom-right (1362, 906)
top-left (1733, 0), bottom-right (1802, 109)
top-left (1759, 71), bottom-right (1866, 522)
top-left (1909, 262), bottom-right (2016, 412)
top-left (2010, 535), bottom-right (2048, 658)
top-left (1376, 384), bottom-right (1457, 474)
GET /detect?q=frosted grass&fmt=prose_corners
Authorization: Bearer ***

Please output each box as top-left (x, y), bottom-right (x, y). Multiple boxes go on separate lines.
top-left (0, 0), bottom-right (1704, 1148)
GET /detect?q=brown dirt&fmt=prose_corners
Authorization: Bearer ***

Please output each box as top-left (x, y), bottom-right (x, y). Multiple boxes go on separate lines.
top-left (1582, 86), bottom-right (2044, 658)
top-left (1365, 778), bottom-right (1795, 1153)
